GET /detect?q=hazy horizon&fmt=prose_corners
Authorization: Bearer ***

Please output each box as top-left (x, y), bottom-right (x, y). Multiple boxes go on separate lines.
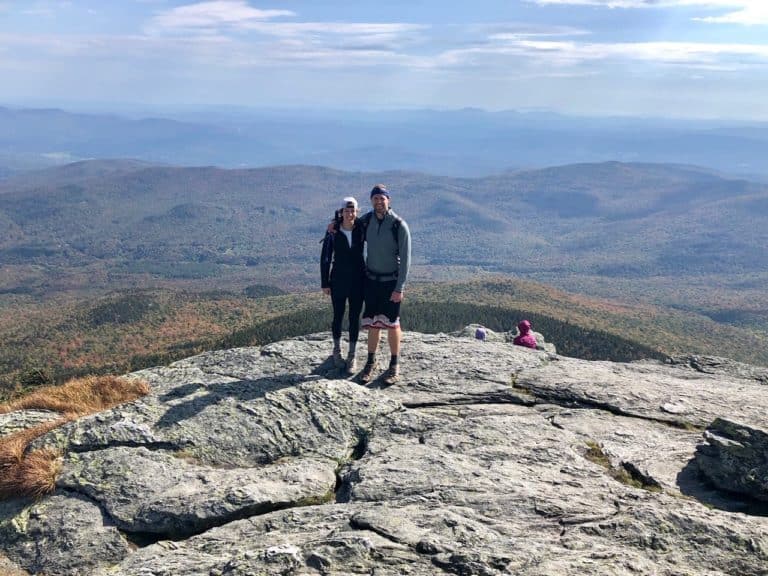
top-left (4, 100), bottom-right (768, 125)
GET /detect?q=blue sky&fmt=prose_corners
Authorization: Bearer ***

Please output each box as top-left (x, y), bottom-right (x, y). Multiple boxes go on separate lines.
top-left (1, 0), bottom-right (767, 119)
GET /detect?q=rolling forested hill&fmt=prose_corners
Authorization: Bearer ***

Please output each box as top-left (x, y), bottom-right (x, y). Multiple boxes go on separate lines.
top-left (1, 160), bottom-right (768, 335)
top-left (2, 277), bottom-right (766, 401)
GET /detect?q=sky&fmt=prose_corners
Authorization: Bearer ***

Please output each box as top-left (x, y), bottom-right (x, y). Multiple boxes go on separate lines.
top-left (1, 0), bottom-right (767, 119)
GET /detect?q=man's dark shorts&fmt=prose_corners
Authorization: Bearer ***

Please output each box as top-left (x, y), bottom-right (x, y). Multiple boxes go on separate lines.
top-left (361, 278), bottom-right (400, 329)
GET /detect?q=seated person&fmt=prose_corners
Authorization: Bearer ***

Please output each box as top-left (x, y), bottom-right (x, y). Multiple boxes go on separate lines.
top-left (513, 320), bottom-right (537, 349)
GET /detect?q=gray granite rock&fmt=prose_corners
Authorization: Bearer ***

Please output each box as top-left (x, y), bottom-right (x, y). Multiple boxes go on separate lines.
top-left (1, 330), bottom-right (768, 575)
top-left (514, 355), bottom-right (768, 429)
top-left (696, 418), bottom-right (768, 502)
top-left (0, 494), bottom-right (131, 576)
top-left (57, 447), bottom-right (338, 536)
top-left (0, 409), bottom-right (62, 436)
top-left (668, 354), bottom-right (768, 384)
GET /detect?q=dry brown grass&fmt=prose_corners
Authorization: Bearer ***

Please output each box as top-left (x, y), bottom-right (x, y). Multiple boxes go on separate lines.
top-left (0, 446), bottom-right (64, 499)
top-left (16, 448), bottom-right (64, 498)
top-left (0, 420), bottom-right (67, 467)
top-left (0, 375), bottom-right (149, 499)
top-left (0, 375), bottom-right (150, 416)
top-left (0, 420), bottom-right (67, 499)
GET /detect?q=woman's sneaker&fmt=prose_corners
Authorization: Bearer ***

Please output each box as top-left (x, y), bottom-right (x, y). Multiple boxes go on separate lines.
top-left (346, 352), bottom-right (357, 374)
top-left (332, 349), bottom-right (345, 368)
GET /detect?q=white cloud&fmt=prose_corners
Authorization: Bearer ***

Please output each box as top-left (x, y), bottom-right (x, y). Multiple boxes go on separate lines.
top-left (435, 33), bottom-right (768, 73)
top-left (4, 24), bottom-right (765, 74)
top-left (140, 1), bottom-right (431, 67)
top-left (148, 0), bottom-right (294, 32)
top-left (695, 4), bottom-right (768, 25)
top-left (236, 21), bottom-right (425, 41)
top-left (526, 0), bottom-right (660, 6)
top-left (0, 23), bottom-right (426, 72)
top-left (145, 1), bottom-right (428, 58)
top-left (527, 1), bottom-right (768, 25)
top-left (522, 38), bottom-right (768, 64)
top-left (3, 5), bottom-right (765, 79)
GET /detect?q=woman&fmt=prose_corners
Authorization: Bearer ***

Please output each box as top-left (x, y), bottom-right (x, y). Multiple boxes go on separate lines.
top-left (320, 196), bottom-right (366, 372)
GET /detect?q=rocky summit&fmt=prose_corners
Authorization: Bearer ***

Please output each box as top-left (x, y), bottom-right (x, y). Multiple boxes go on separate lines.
top-left (2, 328), bottom-right (768, 576)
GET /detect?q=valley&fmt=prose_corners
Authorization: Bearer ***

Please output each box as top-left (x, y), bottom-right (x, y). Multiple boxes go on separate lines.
top-left (2, 159), bottom-right (767, 396)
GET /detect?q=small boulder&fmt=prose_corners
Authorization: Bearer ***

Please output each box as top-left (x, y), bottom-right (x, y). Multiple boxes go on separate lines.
top-left (696, 418), bottom-right (768, 501)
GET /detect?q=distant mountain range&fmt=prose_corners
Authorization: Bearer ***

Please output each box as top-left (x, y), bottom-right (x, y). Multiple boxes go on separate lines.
top-left (1, 159), bottom-right (767, 334)
top-left (2, 106), bottom-right (768, 179)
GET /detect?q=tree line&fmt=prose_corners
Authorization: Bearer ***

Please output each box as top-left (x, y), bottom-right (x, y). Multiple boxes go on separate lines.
top-left (218, 300), bottom-right (665, 363)
top-left (3, 299), bottom-right (665, 402)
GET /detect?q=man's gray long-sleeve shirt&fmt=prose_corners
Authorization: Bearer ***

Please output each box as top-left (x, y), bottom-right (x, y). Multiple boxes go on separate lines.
top-left (364, 209), bottom-right (411, 293)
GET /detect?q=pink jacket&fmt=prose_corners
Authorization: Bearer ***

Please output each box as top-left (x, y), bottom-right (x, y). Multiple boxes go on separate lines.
top-left (513, 320), bottom-right (537, 349)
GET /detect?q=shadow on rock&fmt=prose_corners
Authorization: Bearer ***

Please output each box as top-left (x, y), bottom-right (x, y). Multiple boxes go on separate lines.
top-left (311, 356), bottom-right (354, 380)
top-left (159, 382), bottom-right (206, 401)
top-left (156, 374), bottom-right (306, 429)
top-left (676, 459), bottom-right (768, 516)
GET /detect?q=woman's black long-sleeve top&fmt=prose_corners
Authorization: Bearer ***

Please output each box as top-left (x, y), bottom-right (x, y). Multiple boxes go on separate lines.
top-left (320, 221), bottom-right (366, 289)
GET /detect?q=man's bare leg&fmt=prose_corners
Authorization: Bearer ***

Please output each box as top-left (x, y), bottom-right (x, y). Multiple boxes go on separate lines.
top-left (360, 328), bottom-right (380, 383)
top-left (387, 326), bottom-right (401, 356)
top-left (368, 328), bottom-right (381, 354)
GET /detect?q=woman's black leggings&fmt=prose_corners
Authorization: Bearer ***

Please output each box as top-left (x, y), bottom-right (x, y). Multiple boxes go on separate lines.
top-left (331, 282), bottom-right (363, 344)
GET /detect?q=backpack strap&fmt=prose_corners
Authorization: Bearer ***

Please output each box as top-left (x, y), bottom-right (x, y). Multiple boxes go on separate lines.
top-left (361, 211), bottom-right (401, 250)
top-left (390, 213), bottom-right (401, 254)
top-left (360, 211), bottom-right (373, 233)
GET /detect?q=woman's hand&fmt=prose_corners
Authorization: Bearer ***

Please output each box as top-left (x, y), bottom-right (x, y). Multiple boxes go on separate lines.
top-left (323, 287), bottom-right (331, 296)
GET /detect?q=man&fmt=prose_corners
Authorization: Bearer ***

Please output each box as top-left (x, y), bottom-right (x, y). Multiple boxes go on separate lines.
top-left (359, 184), bottom-right (411, 385)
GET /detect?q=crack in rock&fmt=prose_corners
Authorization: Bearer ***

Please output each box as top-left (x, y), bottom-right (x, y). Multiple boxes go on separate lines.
top-left (514, 382), bottom-right (700, 430)
top-left (67, 439), bottom-right (191, 454)
top-left (56, 446), bottom-right (338, 540)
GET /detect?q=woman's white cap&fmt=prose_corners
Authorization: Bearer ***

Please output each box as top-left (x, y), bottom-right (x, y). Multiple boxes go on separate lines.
top-left (342, 196), bottom-right (358, 209)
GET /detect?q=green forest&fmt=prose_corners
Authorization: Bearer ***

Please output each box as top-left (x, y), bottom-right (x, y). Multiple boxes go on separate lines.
top-left (221, 301), bottom-right (664, 363)
top-left (3, 276), bottom-right (766, 402)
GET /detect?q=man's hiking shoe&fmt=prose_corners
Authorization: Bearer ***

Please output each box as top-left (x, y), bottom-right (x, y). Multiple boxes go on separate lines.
top-left (346, 352), bottom-right (357, 374)
top-left (359, 359), bottom-right (377, 384)
top-left (332, 349), bottom-right (345, 368)
top-left (383, 364), bottom-right (400, 386)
